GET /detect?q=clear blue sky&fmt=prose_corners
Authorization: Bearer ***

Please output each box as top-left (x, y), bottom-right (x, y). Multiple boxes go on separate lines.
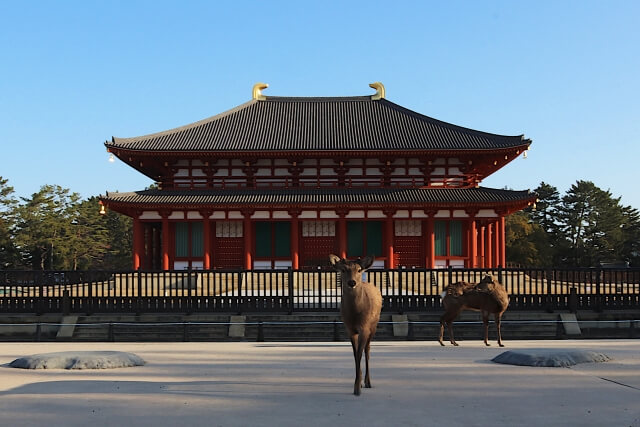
top-left (1, 1), bottom-right (639, 208)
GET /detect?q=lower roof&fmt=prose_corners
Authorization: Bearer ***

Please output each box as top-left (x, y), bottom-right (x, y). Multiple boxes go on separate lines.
top-left (101, 187), bottom-right (536, 213)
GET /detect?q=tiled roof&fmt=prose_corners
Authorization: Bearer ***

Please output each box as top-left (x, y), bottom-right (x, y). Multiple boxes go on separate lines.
top-left (101, 187), bottom-right (535, 208)
top-left (106, 96), bottom-right (529, 152)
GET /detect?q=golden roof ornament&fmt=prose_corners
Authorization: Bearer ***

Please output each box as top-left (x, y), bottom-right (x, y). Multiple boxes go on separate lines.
top-left (369, 82), bottom-right (385, 100)
top-left (252, 82), bottom-right (269, 100)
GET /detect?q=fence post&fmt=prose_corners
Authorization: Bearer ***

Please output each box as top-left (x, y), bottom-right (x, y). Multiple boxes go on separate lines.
top-left (187, 269), bottom-right (193, 314)
top-left (62, 290), bottom-right (70, 316)
top-left (288, 268), bottom-right (294, 315)
top-left (397, 270), bottom-right (404, 315)
top-left (38, 281), bottom-right (45, 315)
top-left (137, 269), bottom-right (142, 314)
top-left (237, 271), bottom-right (243, 315)
top-left (497, 266), bottom-right (503, 285)
top-left (108, 322), bottom-right (114, 342)
top-left (317, 270), bottom-right (323, 310)
top-left (87, 271), bottom-right (93, 315)
top-left (545, 269), bottom-right (554, 313)
top-left (568, 287), bottom-right (578, 314)
top-left (594, 269), bottom-right (602, 313)
top-left (333, 319), bottom-right (340, 341)
top-left (447, 265), bottom-right (453, 287)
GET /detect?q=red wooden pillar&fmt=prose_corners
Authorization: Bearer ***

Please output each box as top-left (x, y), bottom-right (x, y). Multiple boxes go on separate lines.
top-left (425, 216), bottom-right (435, 269)
top-left (500, 216), bottom-right (506, 267)
top-left (485, 222), bottom-right (493, 268)
top-left (202, 212), bottom-right (211, 270)
top-left (132, 217), bottom-right (143, 270)
top-left (478, 223), bottom-right (486, 268)
top-left (468, 219), bottom-right (477, 268)
top-left (243, 210), bottom-right (253, 269)
top-left (494, 219), bottom-right (501, 267)
top-left (337, 210), bottom-right (347, 259)
top-left (384, 210), bottom-right (395, 269)
top-left (290, 211), bottom-right (300, 269)
top-left (161, 215), bottom-right (170, 270)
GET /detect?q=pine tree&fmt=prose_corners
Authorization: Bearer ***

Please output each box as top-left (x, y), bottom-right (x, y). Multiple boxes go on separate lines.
top-left (0, 177), bottom-right (19, 268)
top-left (557, 181), bottom-right (625, 267)
top-left (13, 185), bottom-right (80, 270)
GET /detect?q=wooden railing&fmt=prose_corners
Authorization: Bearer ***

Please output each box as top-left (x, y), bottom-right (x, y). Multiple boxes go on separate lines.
top-left (1, 267), bottom-right (638, 314)
top-left (172, 173), bottom-right (479, 189)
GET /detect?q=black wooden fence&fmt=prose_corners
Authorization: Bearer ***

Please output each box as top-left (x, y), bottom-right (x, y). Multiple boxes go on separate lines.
top-left (0, 267), bottom-right (638, 314)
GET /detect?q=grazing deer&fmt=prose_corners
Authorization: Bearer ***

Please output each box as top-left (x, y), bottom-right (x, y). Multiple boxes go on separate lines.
top-left (439, 274), bottom-right (509, 347)
top-left (329, 254), bottom-right (383, 396)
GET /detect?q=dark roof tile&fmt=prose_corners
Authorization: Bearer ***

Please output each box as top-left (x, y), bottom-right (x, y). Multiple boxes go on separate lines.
top-left (101, 187), bottom-right (535, 207)
top-left (106, 97), bottom-right (529, 152)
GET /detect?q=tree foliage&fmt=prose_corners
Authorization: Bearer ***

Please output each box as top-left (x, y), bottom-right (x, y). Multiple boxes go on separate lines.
top-left (1, 179), bottom-right (131, 270)
top-left (508, 180), bottom-right (640, 267)
top-left (0, 177), bottom-right (19, 268)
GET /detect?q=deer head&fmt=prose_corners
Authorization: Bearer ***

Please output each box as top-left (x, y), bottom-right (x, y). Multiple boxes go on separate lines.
top-left (329, 254), bottom-right (375, 288)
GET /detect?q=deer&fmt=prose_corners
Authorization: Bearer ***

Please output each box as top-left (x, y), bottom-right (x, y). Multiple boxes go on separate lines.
top-left (329, 254), bottom-right (383, 396)
top-left (438, 274), bottom-right (509, 347)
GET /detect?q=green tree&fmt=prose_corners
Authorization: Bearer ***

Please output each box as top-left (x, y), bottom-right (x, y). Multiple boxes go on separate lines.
top-left (0, 177), bottom-right (19, 268)
top-left (101, 207), bottom-right (132, 270)
top-left (557, 180), bottom-right (625, 267)
top-left (58, 197), bottom-right (110, 270)
top-left (620, 205), bottom-right (640, 266)
top-left (14, 185), bottom-right (80, 270)
top-left (527, 182), bottom-right (561, 234)
top-left (505, 211), bottom-right (552, 267)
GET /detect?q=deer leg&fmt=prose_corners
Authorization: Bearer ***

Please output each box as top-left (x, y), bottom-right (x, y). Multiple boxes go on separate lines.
top-left (496, 313), bottom-right (504, 347)
top-left (444, 309), bottom-right (461, 346)
top-left (353, 333), bottom-right (366, 396)
top-left (482, 311), bottom-right (490, 346)
top-left (364, 335), bottom-right (372, 388)
top-left (349, 334), bottom-right (357, 359)
top-left (448, 320), bottom-right (458, 346)
top-left (438, 313), bottom-right (448, 346)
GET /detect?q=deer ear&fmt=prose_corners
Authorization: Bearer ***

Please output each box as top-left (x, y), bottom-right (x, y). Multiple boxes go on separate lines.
top-left (328, 254), bottom-right (341, 266)
top-left (359, 255), bottom-right (375, 270)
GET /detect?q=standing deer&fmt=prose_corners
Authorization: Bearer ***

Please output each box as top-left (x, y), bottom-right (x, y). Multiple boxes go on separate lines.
top-left (329, 254), bottom-right (383, 396)
top-left (439, 274), bottom-right (509, 347)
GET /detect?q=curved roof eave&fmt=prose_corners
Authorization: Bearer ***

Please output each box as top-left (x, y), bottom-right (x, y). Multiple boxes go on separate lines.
top-left (105, 95), bottom-right (530, 152)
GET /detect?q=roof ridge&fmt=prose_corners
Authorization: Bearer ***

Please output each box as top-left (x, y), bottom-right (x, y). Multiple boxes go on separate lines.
top-left (264, 95), bottom-right (373, 102)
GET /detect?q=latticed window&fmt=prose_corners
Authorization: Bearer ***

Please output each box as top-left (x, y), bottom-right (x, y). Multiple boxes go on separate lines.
top-left (215, 221), bottom-right (243, 238)
top-left (255, 222), bottom-right (291, 258)
top-left (175, 222), bottom-right (203, 257)
top-left (302, 221), bottom-right (336, 237)
top-left (394, 220), bottom-right (422, 236)
top-left (435, 220), bottom-right (463, 257)
top-left (347, 221), bottom-right (383, 257)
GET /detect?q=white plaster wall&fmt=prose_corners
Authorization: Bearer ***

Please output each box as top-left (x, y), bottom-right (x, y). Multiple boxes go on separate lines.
top-left (140, 211), bottom-right (162, 220)
top-left (273, 211), bottom-right (292, 219)
top-left (186, 211), bottom-right (203, 220)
